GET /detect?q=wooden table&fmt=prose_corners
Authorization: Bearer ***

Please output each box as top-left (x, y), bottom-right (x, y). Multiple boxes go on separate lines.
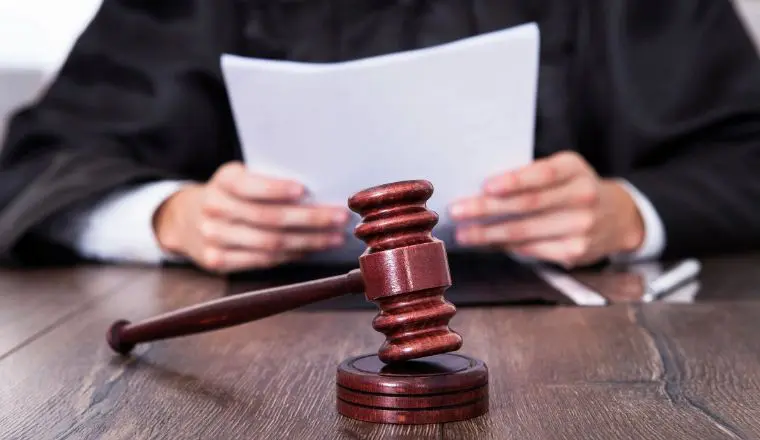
top-left (1, 254), bottom-right (759, 439)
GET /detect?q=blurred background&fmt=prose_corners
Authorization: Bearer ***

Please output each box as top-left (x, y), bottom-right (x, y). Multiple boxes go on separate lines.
top-left (0, 0), bottom-right (101, 142)
top-left (1, 0), bottom-right (760, 144)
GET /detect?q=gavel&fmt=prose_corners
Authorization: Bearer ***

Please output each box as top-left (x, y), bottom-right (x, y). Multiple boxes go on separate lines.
top-left (106, 180), bottom-right (489, 424)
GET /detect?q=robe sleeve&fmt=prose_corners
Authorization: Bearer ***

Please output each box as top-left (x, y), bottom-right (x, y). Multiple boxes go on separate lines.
top-left (592, 0), bottom-right (760, 258)
top-left (0, 0), bottom-right (242, 265)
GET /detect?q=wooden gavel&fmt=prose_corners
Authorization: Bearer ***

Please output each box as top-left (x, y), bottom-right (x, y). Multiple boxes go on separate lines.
top-left (106, 179), bottom-right (490, 425)
top-left (107, 180), bottom-right (463, 364)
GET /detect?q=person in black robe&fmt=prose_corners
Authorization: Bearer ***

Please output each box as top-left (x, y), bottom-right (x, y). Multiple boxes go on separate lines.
top-left (1, 0), bottom-right (759, 272)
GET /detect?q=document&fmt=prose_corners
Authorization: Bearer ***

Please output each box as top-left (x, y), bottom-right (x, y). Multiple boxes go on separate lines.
top-left (221, 23), bottom-right (540, 261)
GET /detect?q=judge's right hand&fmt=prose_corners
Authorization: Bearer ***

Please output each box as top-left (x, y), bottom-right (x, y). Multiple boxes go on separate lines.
top-left (153, 162), bottom-right (350, 273)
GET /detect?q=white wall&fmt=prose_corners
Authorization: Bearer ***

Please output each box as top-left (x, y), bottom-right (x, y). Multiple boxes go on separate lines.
top-left (0, 0), bottom-right (102, 72)
top-left (1, 0), bottom-right (759, 85)
top-left (1, 0), bottom-right (759, 75)
top-left (1, 0), bottom-right (760, 144)
top-left (0, 1), bottom-right (102, 142)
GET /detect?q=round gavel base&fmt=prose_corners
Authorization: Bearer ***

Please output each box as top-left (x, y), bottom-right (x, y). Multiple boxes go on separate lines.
top-left (336, 353), bottom-right (488, 424)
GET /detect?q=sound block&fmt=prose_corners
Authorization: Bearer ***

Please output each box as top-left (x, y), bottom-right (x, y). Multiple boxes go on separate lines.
top-left (336, 353), bottom-right (488, 424)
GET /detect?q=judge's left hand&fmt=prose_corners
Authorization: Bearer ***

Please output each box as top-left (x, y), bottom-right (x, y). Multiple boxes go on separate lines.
top-left (449, 151), bottom-right (646, 268)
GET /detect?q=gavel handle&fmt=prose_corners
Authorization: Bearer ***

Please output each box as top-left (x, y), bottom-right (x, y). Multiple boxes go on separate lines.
top-left (107, 269), bottom-right (365, 355)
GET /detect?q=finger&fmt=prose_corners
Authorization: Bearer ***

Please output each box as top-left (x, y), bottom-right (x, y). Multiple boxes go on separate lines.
top-left (203, 188), bottom-right (349, 229)
top-left (197, 247), bottom-right (298, 273)
top-left (483, 151), bottom-right (591, 196)
top-left (212, 162), bottom-right (305, 202)
top-left (509, 236), bottom-right (592, 267)
top-left (200, 220), bottom-right (345, 252)
top-left (450, 177), bottom-right (599, 220)
top-left (455, 209), bottom-right (594, 246)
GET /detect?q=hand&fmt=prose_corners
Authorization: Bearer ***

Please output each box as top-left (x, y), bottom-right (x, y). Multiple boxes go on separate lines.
top-left (449, 151), bottom-right (645, 268)
top-left (153, 162), bottom-right (350, 273)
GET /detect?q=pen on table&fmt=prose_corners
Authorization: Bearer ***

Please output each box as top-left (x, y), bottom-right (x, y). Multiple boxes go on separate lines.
top-left (642, 259), bottom-right (702, 303)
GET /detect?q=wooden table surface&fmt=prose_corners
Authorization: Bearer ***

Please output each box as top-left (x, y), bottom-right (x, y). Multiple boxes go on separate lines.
top-left (1, 254), bottom-right (759, 439)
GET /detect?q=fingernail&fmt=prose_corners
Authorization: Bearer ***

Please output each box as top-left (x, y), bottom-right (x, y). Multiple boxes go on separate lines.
top-left (330, 234), bottom-right (344, 246)
top-left (290, 184), bottom-right (304, 197)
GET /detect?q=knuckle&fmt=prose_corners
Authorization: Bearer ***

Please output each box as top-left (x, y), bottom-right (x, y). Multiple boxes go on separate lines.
top-left (556, 151), bottom-right (587, 174)
top-left (317, 234), bottom-right (338, 248)
top-left (318, 235), bottom-right (333, 248)
top-left (262, 233), bottom-right (285, 251)
top-left (578, 237), bottom-right (591, 254)
top-left (200, 196), bottom-right (214, 215)
top-left (576, 179), bottom-right (599, 205)
top-left (313, 209), bottom-right (332, 227)
top-left (201, 248), bottom-right (224, 270)
top-left (201, 195), bottom-right (223, 217)
top-left (199, 220), bottom-right (218, 242)
top-left (560, 150), bottom-right (582, 165)
top-left (244, 205), bottom-right (262, 222)
top-left (467, 198), bottom-right (485, 216)
top-left (220, 161), bottom-right (245, 176)
top-left (508, 223), bottom-right (529, 242)
top-left (305, 235), bottom-right (323, 249)
top-left (513, 243), bottom-right (536, 257)
top-left (538, 162), bottom-right (557, 183)
top-left (213, 162), bottom-right (244, 185)
top-left (577, 190), bottom-right (597, 207)
top-left (245, 254), bottom-right (268, 268)
top-left (259, 207), bottom-right (286, 227)
top-left (517, 192), bottom-right (542, 211)
top-left (577, 212), bottom-right (595, 233)
top-left (567, 237), bottom-right (590, 260)
top-left (259, 256), bottom-right (282, 268)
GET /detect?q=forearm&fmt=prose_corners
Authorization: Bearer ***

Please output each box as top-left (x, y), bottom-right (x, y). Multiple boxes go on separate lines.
top-left (621, 154), bottom-right (760, 258)
top-left (594, 0), bottom-right (760, 258)
top-left (609, 179), bottom-right (666, 261)
top-left (39, 180), bottom-right (190, 264)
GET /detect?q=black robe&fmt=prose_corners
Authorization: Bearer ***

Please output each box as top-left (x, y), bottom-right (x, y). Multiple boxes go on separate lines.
top-left (1, 0), bottom-right (760, 266)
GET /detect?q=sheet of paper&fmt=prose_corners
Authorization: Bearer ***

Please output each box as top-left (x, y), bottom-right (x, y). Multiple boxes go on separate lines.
top-left (221, 23), bottom-right (539, 262)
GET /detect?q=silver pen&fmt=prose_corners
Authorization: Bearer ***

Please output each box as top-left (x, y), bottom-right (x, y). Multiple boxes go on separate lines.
top-left (642, 259), bottom-right (702, 302)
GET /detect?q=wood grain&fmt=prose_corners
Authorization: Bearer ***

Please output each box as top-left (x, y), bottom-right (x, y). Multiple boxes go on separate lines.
top-left (442, 305), bottom-right (757, 439)
top-left (0, 267), bottom-right (440, 440)
top-left (637, 302), bottom-right (760, 438)
top-left (443, 382), bottom-right (738, 439)
top-left (447, 306), bottom-right (662, 384)
top-left (1, 261), bottom-right (760, 439)
top-left (0, 265), bottom-right (145, 358)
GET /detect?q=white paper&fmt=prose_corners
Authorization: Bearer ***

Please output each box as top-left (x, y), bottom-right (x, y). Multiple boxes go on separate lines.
top-left (533, 266), bottom-right (609, 306)
top-left (221, 23), bottom-right (539, 261)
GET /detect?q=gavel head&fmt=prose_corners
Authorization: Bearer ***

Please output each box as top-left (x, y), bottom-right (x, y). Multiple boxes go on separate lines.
top-left (348, 180), bottom-right (463, 364)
